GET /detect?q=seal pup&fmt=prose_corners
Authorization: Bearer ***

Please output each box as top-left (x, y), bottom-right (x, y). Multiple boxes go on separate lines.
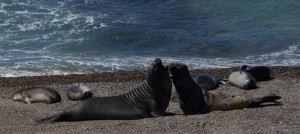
top-left (228, 71), bottom-right (257, 90)
top-left (208, 93), bottom-right (282, 111)
top-left (240, 65), bottom-right (271, 81)
top-left (67, 83), bottom-right (93, 101)
top-left (36, 58), bottom-right (172, 123)
top-left (193, 73), bottom-right (221, 91)
top-left (12, 87), bottom-right (61, 104)
top-left (167, 63), bottom-right (281, 115)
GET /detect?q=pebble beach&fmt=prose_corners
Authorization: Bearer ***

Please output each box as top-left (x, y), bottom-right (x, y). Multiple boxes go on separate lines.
top-left (0, 66), bottom-right (299, 133)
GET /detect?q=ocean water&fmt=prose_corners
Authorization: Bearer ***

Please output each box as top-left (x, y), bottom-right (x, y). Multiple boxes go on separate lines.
top-left (0, 0), bottom-right (299, 77)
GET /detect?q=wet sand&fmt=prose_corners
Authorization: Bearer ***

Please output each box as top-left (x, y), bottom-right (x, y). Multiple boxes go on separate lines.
top-left (0, 66), bottom-right (299, 133)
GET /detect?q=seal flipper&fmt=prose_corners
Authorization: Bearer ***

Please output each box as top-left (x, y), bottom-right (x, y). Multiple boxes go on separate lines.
top-left (36, 113), bottom-right (67, 123)
top-left (247, 94), bottom-right (282, 107)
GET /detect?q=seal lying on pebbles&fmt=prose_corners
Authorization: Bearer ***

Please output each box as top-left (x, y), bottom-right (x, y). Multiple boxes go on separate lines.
top-left (228, 71), bottom-right (257, 90)
top-left (12, 87), bottom-right (61, 104)
top-left (167, 63), bottom-right (281, 115)
top-left (240, 65), bottom-right (271, 81)
top-left (193, 73), bottom-right (222, 91)
top-left (36, 58), bottom-right (172, 122)
top-left (67, 83), bottom-right (93, 101)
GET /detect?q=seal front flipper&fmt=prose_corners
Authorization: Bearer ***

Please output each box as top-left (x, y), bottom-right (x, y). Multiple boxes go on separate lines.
top-left (247, 94), bottom-right (282, 107)
top-left (36, 113), bottom-right (66, 123)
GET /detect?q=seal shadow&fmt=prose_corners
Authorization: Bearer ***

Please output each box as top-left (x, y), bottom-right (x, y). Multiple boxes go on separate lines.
top-left (257, 77), bottom-right (275, 82)
top-left (252, 86), bottom-right (260, 90)
top-left (251, 102), bottom-right (283, 108)
top-left (163, 112), bottom-right (177, 116)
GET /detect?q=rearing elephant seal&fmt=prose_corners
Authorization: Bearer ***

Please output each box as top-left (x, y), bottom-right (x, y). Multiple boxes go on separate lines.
top-left (167, 63), bottom-right (281, 115)
top-left (193, 73), bottom-right (221, 91)
top-left (228, 71), bottom-right (257, 90)
top-left (240, 65), bottom-right (271, 81)
top-left (67, 83), bottom-right (93, 101)
top-left (12, 87), bottom-right (61, 104)
top-left (37, 58), bottom-right (172, 123)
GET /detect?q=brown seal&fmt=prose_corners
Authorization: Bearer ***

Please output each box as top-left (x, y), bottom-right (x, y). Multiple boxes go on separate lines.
top-left (12, 87), bottom-right (61, 104)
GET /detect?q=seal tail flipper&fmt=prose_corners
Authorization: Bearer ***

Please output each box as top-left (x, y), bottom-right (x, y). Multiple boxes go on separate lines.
top-left (36, 113), bottom-right (66, 123)
top-left (248, 94), bottom-right (282, 107)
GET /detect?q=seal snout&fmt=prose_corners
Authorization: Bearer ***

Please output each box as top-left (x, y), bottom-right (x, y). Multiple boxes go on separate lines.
top-left (166, 64), bottom-right (175, 78)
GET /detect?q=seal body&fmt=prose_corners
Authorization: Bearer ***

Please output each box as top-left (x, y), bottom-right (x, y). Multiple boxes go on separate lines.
top-left (168, 63), bottom-right (281, 114)
top-left (228, 71), bottom-right (257, 90)
top-left (168, 63), bottom-right (210, 115)
top-left (37, 58), bottom-right (172, 122)
top-left (12, 87), bottom-right (61, 104)
top-left (193, 73), bottom-right (220, 91)
top-left (240, 65), bottom-right (271, 81)
top-left (207, 93), bottom-right (281, 111)
top-left (67, 83), bottom-right (93, 101)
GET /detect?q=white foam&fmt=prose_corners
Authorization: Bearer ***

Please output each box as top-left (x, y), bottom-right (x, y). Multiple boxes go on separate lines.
top-left (0, 49), bottom-right (299, 77)
top-left (14, 10), bottom-right (30, 14)
top-left (17, 21), bottom-right (44, 31)
top-left (0, 3), bottom-right (8, 13)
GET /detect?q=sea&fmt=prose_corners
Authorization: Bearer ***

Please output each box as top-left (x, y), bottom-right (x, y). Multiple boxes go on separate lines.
top-left (0, 0), bottom-right (299, 77)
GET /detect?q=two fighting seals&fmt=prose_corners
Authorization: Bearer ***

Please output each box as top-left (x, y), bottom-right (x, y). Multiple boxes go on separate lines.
top-left (37, 58), bottom-right (172, 122)
top-left (12, 87), bottom-right (61, 104)
top-left (167, 63), bottom-right (281, 115)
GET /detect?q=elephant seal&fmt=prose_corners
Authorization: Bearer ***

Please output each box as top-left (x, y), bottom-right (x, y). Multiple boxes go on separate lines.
top-left (193, 73), bottom-right (221, 91)
top-left (67, 83), bottom-right (93, 101)
top-left (240, 65), bottom-right (271, 81)
top-left (167, 63), bottom-right (281, 115)
top-left (36, 58), bottom-right (172, 123)
top-left (168, 63), bottom-right (210, 115)
top-left (208, 93), bottom-right (281, 111)
top-left (228, 71), bottom-right (257, 90)
top-left (12, 87), bottom-right (61, 104)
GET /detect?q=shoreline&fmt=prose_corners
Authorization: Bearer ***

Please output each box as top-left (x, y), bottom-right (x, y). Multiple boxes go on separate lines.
top-left (0, 66), bottom-right (299, 133)
top-left (0, 66), bottom-right (299, 87)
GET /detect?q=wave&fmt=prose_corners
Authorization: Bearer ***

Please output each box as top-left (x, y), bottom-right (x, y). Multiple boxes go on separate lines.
top-left (0, 45), bottom-right (298, 77)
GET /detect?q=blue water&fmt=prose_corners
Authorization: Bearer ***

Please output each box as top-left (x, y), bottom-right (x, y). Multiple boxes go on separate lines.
top-left (0, 0), bottom-right (299, 77)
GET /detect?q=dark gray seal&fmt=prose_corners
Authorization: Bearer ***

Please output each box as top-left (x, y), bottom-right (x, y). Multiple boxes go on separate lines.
top-left (228, 71), bottom-right (257, 90)
top-left (67, 83), bottom-right (93, 101)
top-left (168, 63), bottom-right (210, 114)
top-left (36, 58), bottom-right (172, 122)
top-left (167, 63), bottom-right (281, 115)
top-left (193, 73), bottom-right (221, 91)
top-left (240, 65), bottom-right (271, 81)
top-left (12, 87), bottom-right (61, 104)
